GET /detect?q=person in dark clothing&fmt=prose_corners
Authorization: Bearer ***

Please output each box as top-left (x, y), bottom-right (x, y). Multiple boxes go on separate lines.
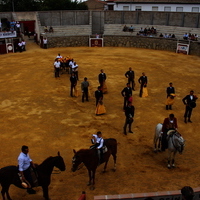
top-left (81, 77), bottom-right (89, 102)
top-left (121, 83), bottom-right (132, 110)
top-left (70, 72), bottom-right (77, 97)
top-left (123, 101), bottom-right (135, 135)
top-left (98, 69), bottom-right (106, 91)
top-left (161, 113), bottom-right (178, 151)
top-left (166, 82), bottom-right (175, 110)
top-left (95, 86), bottom-right (103, 106)
top-left (138, 72), bottom-right (148, 97)
top-left (182, 90), bottom-right (198, 123)
top-left (125, 67), bottom-right (135, 90)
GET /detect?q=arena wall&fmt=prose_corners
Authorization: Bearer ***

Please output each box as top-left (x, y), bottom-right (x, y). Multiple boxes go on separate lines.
top-left (47, 35), bottom-right (200, 56)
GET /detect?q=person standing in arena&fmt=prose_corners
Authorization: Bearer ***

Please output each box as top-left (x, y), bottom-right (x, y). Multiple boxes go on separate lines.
top-left (138, 72), bottom-right (148, 97)
top-left (125, 67), bottom-right (135, 90)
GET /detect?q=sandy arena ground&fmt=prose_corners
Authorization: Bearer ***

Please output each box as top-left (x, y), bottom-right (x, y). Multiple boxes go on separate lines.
top-left (0, 38), bottom-right (200, 200)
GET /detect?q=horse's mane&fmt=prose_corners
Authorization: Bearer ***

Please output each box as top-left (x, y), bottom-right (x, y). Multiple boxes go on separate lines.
top-left (39, 156), bottom-right (56, 167)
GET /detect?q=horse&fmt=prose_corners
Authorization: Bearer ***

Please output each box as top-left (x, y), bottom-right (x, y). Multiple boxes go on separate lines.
top-left (0, 152), bottom-right (66, 200)
top-left (153, 123), bottom-right (185, 168)
top-left (153, 123), bottom-right (163, 152)
top-left (71, 138), bottom-right (117, 190)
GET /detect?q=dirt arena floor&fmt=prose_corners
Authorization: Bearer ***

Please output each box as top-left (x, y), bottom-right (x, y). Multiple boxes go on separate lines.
top-left (0, 38), bottom-right (200, 200)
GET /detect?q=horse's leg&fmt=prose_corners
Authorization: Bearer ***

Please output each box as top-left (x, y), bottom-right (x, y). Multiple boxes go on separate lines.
top-left (1, 184), bottom-right (12, 200)
top-left (158, 137), bottom-right (162, 151)
top-left (87, 170), bottom-right (92, 186)
top-left (112, 153), bottom-right (117, 171)
top-left (153, 134), bottom-right (158, 152)
top-left (167, 151), bottom-right (172, 169)
top-left (172, 151), bottom-right (177, 167)
top-left (103, 161), bottom-right (108, 173)
top-left (42, 185), bottom-right (50, 200)
top-left (90, 170), bottom-right (96, 190)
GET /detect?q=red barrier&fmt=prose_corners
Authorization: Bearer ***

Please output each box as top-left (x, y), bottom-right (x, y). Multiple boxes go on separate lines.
top-left (78, 191), bottom-right (86, 200)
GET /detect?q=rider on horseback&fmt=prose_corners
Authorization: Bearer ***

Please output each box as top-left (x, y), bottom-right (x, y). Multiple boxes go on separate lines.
top-left (18, 145), bottom-right (37, 194)
top-left (91, 131), bottom-right (104, 164)
top-left (161, 114), bottom-right (178, 151)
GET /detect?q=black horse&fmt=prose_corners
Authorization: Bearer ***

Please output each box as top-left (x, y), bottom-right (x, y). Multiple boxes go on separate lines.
top-left (0, 152), bottom-right (66, 200)
top-left (72, 138), bottom-right (117, 190)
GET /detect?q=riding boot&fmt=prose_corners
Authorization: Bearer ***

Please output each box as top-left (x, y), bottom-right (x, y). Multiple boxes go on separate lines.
top-left (169, 105), bottom-right (172, 110)
top-left (166, 105), bottom-right (168, 110)
top-left (188, 118), bottom-right (192, 123)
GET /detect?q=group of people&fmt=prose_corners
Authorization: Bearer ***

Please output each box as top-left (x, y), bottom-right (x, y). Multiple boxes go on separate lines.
top-left (44, 26), bottom-right (54, 33)
top-left (122, 25), bottom-right (134, 32)
top-left (136, 26), bottom-right (157, 37)
top-left (17, 40), bottom-right (26, 52)
top-left (159, 33), bottom-right (176, 38)
top-left (183, 33), bottom-right (198, 41)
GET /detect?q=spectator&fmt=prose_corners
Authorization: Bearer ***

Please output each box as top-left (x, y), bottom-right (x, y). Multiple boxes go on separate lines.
top-left (194, 34), bottom-right (198, 41)
top-left (123, 25), bottom-right (129, 32)
top-left (49, 26), bottom-right (53, 33)
top-left (129, 25), bottom-right (134, 32)
top-left (159, 33), bottom-right (163, 37)
top-left (183, 33), bottom-right (189, 40)
top-left (181, 186), bottom-right (194, 200)
top-left (171, 34), bottom-right (176, 38)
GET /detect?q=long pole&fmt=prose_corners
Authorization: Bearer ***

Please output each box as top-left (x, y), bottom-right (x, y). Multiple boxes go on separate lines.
top-left (12, 0), bottom-right (15, 12)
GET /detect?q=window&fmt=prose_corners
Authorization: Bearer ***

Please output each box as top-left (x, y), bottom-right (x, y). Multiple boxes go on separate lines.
top-left (123, 6), bottom-right (129, 11)
top-left (152, 6), bottom-right (158, 11)
top-left (176, 7), bottom-right (183, 12)
top-left (164, 7), bottom-right (171, 12)
top-left (135, 6), bottom-right (142, 11)
top-left (192, 7), bottom-right (199, 12)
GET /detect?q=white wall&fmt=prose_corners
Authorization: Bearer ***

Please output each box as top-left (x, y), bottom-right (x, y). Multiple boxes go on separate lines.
top-left (113, 3), bottom-right (200, 12)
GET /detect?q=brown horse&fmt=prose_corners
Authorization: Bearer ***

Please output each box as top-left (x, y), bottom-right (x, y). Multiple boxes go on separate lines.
top-left (71, 138), bottom-right (117, 190)
top-left (0, 152), bottom-right (66, 200)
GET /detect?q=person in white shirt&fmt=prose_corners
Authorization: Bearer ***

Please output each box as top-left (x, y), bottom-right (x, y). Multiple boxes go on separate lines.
top-left (73, 62), bottom-right (79, 80)
top-left (56, 53), bottom-right (62, 59)
top-left (18, 41), bottom-right (22, 52)
top-left (69, 59), bottom-right (74, 74)
top-left (54, 59), bottom-right (61, 78)
top-left (91, 131), bottom-right (104, 164)
top-left (21, 40), bottom-right (26, 51)
top-left (18, 145), bottom-right (36, 194)
top-left (43, 38), bottom-right (47, 49)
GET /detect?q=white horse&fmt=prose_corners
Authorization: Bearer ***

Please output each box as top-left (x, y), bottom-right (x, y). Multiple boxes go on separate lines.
top-left (154, 123), bottom-right (185, 168)
top-left (153, 123), bottom-right (163, 152)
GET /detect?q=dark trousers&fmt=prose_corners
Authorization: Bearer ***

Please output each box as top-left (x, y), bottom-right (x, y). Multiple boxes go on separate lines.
top-left (55, 68), bottom-right (60, 78)
top-left (128, 79), bottom-right (135, 90)
top-left (184, 106), bottom-right (193, 119)
top-left (123, 118), bottom-right (133, 133)
top-left (43, 44), bottom-right (47, 49)
top-left (139, 84), bottom-right (144, 97)
top-left (74, 71), bottom-right (79, 80)
top-left (123, 97), bottom-right (129, 110)
top-left (82, 88), bottom-right (88, 102)
top-left (166, 105), bottom-right (172, 110)
top-left (70, 84), bottom-right (75, 97)
top-left (22, 167), bottom-right (34, 187)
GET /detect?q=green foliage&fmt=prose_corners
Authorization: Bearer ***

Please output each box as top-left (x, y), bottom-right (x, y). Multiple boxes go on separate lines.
top-left (0, 0), bottom-right (88, 11)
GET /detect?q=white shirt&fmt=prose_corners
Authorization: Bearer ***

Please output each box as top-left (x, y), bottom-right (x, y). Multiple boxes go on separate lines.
top-left (22, 41), bottom-right (26, 45)
top-left (72, 64), bottom-right (78, 72)
top-left (56, 55), bottom-right (62, 59)
top-left (43, 39), bottom-right (47, 44)
top-left (190, 95), bottom-right (193, 100)
top-left (18, 42), bottom-right (22, 47)
top-left (92, 134), bottom-right (104, 149)
top-left (54, 61), bottom-right (61, 68)
top-left (18, 152), bottom-right (32, 171)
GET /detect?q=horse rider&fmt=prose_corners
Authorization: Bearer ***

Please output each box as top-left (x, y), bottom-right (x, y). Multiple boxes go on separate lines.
top-left (91, 131), bottom-right (104, 164)
top-left (161, 113), bottom-right (178, 151)
top-left (18, 145), bottom-right (37, 194)
top-left (182, 90), bottom-right (198, 123)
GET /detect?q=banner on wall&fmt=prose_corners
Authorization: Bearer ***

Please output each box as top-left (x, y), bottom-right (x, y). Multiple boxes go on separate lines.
top-left (0, 31), bottom-right (17, 39)
top-left (176, 43), bottom-right (190, 55)
top-left (89, 38), bottom-right (103, 47)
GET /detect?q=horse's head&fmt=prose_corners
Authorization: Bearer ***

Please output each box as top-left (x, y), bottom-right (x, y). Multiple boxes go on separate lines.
top-left (173, 132), bottom-right (185, 154)
top-left (71, 149), bottom-right (83, 172)
top-left (54, 151), bottom-right (66, 171)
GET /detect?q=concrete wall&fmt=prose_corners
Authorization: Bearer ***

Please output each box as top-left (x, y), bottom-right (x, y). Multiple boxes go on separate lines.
top-left (104, 11), bottom-right (200, 28)
top-left (47, 35), bottom-right (200, 56)
top-left (38, 11), bottom-right (90, 26)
